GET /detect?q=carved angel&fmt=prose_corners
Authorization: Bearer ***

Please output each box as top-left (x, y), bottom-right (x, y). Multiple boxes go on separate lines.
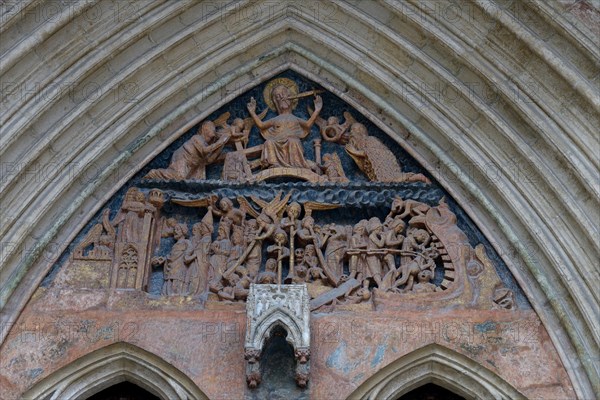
top-left (310, 108), bottom-right (355, 144)
top-left (209, 197), bottom-right (246, 228)
top-left (214, 110), bottom-right (268, 182)
top-left (297, 201), bottom-right (342, 287)
top-left (171, 195), bottom-right (245, 246)
top-left (213, 110), bottom-right (267, 150)
top-left (237, 191), bottom-right (293, 229)
top-left (220, 192), bottom-right (294, 278)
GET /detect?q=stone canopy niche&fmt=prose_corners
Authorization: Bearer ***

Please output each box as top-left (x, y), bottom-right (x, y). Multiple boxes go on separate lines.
top-left (244, 284), bottom-right (310, 388)
top-left (12, 70), bottom-right (572, 400)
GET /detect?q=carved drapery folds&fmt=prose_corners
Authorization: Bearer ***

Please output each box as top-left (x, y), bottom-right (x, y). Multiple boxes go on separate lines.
top-left (143, 77), bottom-right (427, 185)
top-left (56, 77), bottom-right (516, 310)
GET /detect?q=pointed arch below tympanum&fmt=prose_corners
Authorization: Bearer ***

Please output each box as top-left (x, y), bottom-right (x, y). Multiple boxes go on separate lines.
top-left (252, 308), bottom-right (305, 351)
top-left (23, 342), bottom-right (208, 400)
top-left (347, 344), bottom-right (525, 400)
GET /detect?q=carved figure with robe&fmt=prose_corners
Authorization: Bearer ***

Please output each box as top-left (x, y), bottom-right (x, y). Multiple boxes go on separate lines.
top-left (209, 221), bottom-right (232, 283)
top-left (243, 219), bottom-right (262, 279)
top-left (348, 220), bottom-right (368, 282)
top-left (144, 121), bottom-right (230, 180)
top-left (365, 217), bottom-right (385, 287)
top-left (153, 223), bottom-right (192, 296)
top-left (304, 244), bottom-right (326, 282)
top-left (320, 153), bottom-right (348, 183)
top-left (323, 224), bottom-right (348, 282)
top-left (226, 225), bottom-right (246, 274)
top-left (247, 84), bottom-right (322, 171)
top-left (345, 123), bottom-right (430, 183)
top-left (210, 198), bottom-right (245, 229)
top-left (296, 215), bottom-right (320, 248)
top-left (185, 211), bottom-right (213, 295)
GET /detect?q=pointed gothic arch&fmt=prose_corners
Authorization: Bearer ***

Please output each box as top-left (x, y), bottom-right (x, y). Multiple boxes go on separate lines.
top-left (23, 342), bottom-right (208, 400)
top-left (0, 1), bottom-right (597, 398)
top-left (347, 343), bottom-right (525, 400)
top-left (252, 308), bottom-right (304, 351)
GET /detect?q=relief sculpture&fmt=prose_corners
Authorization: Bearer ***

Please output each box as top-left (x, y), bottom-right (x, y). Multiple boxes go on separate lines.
top-left (144, 77), bottom-right (429, 184)
top-left (73, 209), bottom-right (115, 261)
top-left (144, 120), bottom-right (230, 180)
top-left (110, 188), bottom-right (164, 290)
top-left (47, 75), bottom-right (524, 393)
top-left (73, 190), bottom-right (510, 314)
top-left (57, 77), bottom-right (516, 314)
top-left (59, 193), bottom-right (515, 313)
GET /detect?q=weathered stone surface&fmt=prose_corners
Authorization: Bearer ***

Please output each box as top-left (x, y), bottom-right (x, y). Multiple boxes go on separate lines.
top-left (244, 284), bottom-right (311, 388)
top-left (0, 285), bottom-right (575, 399)
top-left (1, 1), bottom-right (598, 398)
top-left (310, 310), bottom-right (576, 400)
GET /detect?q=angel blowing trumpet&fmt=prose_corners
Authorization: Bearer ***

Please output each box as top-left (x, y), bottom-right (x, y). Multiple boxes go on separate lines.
top-left (144, 77), bottom-right (430, 184)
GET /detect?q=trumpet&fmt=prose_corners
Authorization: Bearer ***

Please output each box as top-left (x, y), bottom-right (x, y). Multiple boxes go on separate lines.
top-left (285, 89), bottom-right (324, 100)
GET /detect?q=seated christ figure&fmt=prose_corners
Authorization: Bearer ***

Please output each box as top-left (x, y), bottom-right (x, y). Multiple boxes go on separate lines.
top-left (247, 84), bottom-right (322, 172)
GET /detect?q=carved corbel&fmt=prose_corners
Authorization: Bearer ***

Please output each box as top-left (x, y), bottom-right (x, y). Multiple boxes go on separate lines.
top-left (244, 348), bottom-right (262, 389)
top-left (294, 347), bottom-right (311, 388)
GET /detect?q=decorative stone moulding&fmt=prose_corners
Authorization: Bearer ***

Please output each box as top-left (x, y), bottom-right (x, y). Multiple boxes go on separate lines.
top-left (244, 283), bottom-right (311, 388)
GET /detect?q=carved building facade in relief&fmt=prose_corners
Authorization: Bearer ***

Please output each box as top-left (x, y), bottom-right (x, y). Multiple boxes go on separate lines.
top-left (0, 73), bottom-right (576, 400)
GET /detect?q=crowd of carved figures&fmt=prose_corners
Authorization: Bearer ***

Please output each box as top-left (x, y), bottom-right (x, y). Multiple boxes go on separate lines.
top-left (71, 76), bottom-right (516, 311)
top-left (164, 193), bottom-right (448, 303)
top-left (77, 188), bottom-right (448, 306)
top-left (64, 76), bottom-right (518, 392)
top-left (144, 77), bottom-right (429, 185)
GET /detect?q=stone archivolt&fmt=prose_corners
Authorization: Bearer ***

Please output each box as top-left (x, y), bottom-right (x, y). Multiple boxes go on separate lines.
top-left (0, 72), bottom-right (575, 400)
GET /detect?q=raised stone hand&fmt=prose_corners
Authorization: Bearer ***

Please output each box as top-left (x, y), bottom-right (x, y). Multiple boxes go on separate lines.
top-left (313, 95), bottom-right (323, 112)
top-left (247, 96), bottom-right (257, 114)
